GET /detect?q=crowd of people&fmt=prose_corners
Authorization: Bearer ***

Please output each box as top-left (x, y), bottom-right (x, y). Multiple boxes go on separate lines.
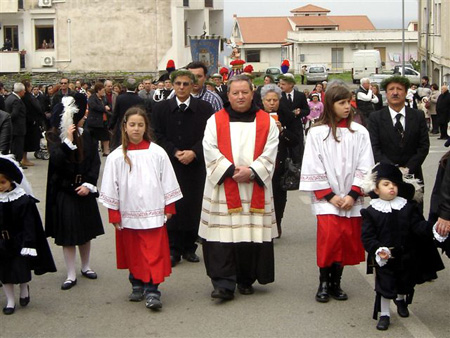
top-left (1, 63), bottom-right (450, 333)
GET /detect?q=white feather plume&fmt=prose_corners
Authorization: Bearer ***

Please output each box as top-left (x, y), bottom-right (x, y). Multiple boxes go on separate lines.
top-left (59, 96), bottom-right (79, 141)
top-left (361, 164), bottom-right (378, 194)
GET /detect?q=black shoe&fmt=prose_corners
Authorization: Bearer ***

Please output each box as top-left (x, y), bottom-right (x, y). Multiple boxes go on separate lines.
top-left (183, 252), bottom-right (200, 263)
top-left (376, 315), bottom-right (390, 330)
top-left (315, 282), bottom-right (330, 303)
top-left (328, 283), bottom-right (348, 301)
top-left (170, 255), bottom-right (181, 267)
top-left (394, 299), bottom-right (409, 317)
top-left (237, 284), bottom-right (254, 295)
top-left (61, 279), bottom-right (77, 290)
top-left (145, 293), bottom-right (162, 310)
top-left (129, 287), bottom-right (144, 302)
top-left (19, 285), bottom-right (30, 307)
top-left (211, 287), bottom-right (234, 301)
top-left (81, 269), bottom-right (98, 280)
top-left (2, 306), bottom-right (15, 315)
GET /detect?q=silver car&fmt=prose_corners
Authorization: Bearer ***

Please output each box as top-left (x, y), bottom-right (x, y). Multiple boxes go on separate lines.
top-left (306, 65), bottom-right (328, 84)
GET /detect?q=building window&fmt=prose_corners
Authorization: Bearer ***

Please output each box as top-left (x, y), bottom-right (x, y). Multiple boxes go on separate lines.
top-left (331, 48), bottom-right (343, 70)
top-left (184, 21), bottom-right (189, 47)
top-left (35, 26), bottom-right (55, 50)
top-left (246, 50), bottom-right (260, 63)
top-left (3, 26), bottom-right (19, 51)
top-left (183, 0), bottom-right (189, 6)
top-left (18, 0), bottom-right (24, 9)
top-left (205, 0), bottom-right (213, 7)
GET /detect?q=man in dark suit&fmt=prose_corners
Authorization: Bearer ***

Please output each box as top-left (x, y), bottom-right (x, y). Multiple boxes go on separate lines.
top-left (279, 74), bottom-right (309, 164)
top-left (369, 76), bottom-right (429, 209)
top-left (51, 77), bottom-right (76, 109)
top-left (210, 73), bottom-right (228, 104)
top-left (152, 70), bottom-right (214, 267)
top-left (5, 83), bottom-right (27, 166)
top-left (108, 78), bottom-right (145, 150)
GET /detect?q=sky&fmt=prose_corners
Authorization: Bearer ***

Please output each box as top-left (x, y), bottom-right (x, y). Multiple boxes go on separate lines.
top-left (223, 0), bottom-right (419, 34)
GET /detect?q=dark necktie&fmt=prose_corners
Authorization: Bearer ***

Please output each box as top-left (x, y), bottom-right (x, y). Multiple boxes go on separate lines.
top-left (394, 114), bottom-right (403, 134)
top-left (395, 113), bottom-right (404, 146)
top-left (287, 93), bottom-right (292, 102)
top-left (179, 103), bottom-right (187, 112)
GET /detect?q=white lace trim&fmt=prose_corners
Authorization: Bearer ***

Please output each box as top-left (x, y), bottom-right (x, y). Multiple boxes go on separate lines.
top-left (0, 187), bottom-right (26, 202)
top-left (370, 196), bottom-right (407, 213)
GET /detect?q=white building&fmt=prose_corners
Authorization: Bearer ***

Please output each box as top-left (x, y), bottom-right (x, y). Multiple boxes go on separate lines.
top-left (229, 4), bottom-right (418, 73)
top-left (0, 0), bottom-right (224, 74)
top-left (418, 0), bottom-right (450, 85)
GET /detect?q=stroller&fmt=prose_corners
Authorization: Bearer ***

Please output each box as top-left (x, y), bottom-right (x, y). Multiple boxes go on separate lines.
top-left (34, 127), bottom-right (50, 160)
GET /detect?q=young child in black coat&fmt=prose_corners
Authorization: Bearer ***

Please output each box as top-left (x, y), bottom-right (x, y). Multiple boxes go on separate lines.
top-left (0, 156), bottom-right (56, 315)
top-left (360, 162), bottom-right (445, 331)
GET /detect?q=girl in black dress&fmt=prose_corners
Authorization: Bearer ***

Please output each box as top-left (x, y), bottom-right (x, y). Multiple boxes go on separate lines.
top-left (45, 94), bottom-right (104, 290)
top-left (0, 155), bottom-right (56, 315)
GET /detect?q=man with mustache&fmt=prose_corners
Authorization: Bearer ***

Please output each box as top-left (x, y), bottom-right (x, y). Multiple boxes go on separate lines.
top-left (368, 76), bottom-right (430, 211)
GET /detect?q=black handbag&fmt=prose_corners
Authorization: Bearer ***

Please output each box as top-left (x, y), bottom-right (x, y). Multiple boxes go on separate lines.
top-left (280, 157), bottom-right (301, 191)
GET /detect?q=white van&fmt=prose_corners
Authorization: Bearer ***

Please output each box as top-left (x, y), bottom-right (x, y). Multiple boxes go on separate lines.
top-left (352, 50), bottom-right (383, 84)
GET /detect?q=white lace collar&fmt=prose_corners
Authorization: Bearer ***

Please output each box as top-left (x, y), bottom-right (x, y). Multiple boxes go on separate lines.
top-left (370, 196), bottom-right (407, 213)
top-left (0, 187), bottom-right (26, 202)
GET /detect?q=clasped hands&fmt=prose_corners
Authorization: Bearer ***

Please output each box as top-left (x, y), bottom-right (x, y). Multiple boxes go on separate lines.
top-left (329, 195), bottom-right (354, 211)
top-left (232, 166), bottom-right (252, 183)
top-left (113, 214), bottom-right (172, 231)
top-left (175, 150), bottom-right (196, 165)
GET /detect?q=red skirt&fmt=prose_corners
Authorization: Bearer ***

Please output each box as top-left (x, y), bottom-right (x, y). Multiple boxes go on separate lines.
top-left (115, 225), bottom-right (171, 284)
top-left (316, 215), bottom-right (365, 268)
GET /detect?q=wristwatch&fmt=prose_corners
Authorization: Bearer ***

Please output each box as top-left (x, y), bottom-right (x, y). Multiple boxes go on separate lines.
top-left (249, 168), bottom-right (255, 180)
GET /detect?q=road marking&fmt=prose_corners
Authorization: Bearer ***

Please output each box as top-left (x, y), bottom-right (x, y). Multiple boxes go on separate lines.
top-left (355, 264), bottom-right (436, 338)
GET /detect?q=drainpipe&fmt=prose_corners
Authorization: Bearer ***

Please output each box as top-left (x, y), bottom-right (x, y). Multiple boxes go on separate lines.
top-left (424, 0), bottom-right (430, 76)
top-left (55, 18), bottom-right (71, 63)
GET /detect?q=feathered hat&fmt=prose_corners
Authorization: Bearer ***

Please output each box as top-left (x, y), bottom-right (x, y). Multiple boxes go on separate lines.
top-left (281, 60), bottom-right (290, 74)
top-left (56, 96), bottom-right (80, 141)
top-left (361, 162), bottom-right (422, 201)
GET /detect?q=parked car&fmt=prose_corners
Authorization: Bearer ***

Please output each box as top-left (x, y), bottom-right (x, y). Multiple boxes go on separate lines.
top-left (306, 64), bottom-right (328, 84)
top-left (369, 67), bottom-right (421, 86)
top-left (352, 50), bottom-right (383, 84)
top-left (265, 67), bottom-right (282, 82)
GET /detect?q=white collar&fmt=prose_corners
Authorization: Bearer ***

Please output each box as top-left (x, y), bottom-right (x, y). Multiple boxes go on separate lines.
top-left (176, 96), bottom-right (191, 108)
top-left (370, 196), bottom-right (407, 213)
top-left (285, 90), bottom-right (294, 97)
top-left (388, 105), bottom-right (406, 120)
top-left (0, 187), bottom-right (26, 202)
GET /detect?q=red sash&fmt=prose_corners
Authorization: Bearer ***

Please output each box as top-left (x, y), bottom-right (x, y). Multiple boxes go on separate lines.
top-left (215, 109), bottom-right (270, 214)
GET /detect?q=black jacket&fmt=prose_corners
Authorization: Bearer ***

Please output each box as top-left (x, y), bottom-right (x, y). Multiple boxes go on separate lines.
top-left (152, 96), bottom-right (214, 231)
top-left (369, 106), bottom-right (429, 181)
top-left (5, 93), bottom-right (27, 136)
top-left (86, 94), bottom-right (107, 129)
top-left (0, 110), bottom-right (12, 154)
top-left (436, 91), bottom-right (450, 125)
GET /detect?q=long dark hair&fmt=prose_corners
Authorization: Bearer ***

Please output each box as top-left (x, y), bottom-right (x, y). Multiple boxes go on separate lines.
top-left (121, 107), bottom-right (152, 171)
top-left (314, 84), bottom-right (354, 142)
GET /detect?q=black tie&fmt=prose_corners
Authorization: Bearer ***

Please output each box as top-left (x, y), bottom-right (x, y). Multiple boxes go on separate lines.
top-left (179, 103), bottom-right (187, 112)
top-left (395, 114), bottom-right (403, 134)
top-left (287, 93), bottom-right (292, 102)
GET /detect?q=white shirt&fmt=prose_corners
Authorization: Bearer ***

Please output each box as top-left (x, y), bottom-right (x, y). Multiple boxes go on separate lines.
top-left (285, 90), bottom-right (294, 101)
top-left (176, 96), bottom-right (191, 109)
top-left (388, 106), bottom-right (406, 129)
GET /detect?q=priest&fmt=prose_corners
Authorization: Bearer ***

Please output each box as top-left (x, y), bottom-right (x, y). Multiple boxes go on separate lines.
top-left (199, 74), bottom-right (279, 301)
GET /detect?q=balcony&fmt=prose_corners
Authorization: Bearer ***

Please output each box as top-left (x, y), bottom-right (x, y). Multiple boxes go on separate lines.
top-left (0, 0), bottom-right (19, 13)
top-left (0, 52), bottom-right (21, 73)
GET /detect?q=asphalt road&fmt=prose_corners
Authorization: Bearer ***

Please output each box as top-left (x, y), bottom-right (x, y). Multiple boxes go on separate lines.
top-left (1, 134), bottom-right (450, 338)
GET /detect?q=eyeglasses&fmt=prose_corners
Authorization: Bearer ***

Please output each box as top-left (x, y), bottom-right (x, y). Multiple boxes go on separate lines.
top-left (174, 81), bottom-right (190, 87)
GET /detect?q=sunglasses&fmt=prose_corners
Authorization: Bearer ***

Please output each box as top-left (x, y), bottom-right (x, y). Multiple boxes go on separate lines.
top-left (174, 81), bottom-right (190, 87)
top-left (60, 82), bottom-right (68, 85)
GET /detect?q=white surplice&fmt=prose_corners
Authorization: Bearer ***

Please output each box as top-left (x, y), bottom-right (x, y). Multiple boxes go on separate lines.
top-left (300, 122), bottom-right (374, 217)
top-left (198, 115), bottom-right (279, 243)
top-left (99, 143), bottom-right (182, 230)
